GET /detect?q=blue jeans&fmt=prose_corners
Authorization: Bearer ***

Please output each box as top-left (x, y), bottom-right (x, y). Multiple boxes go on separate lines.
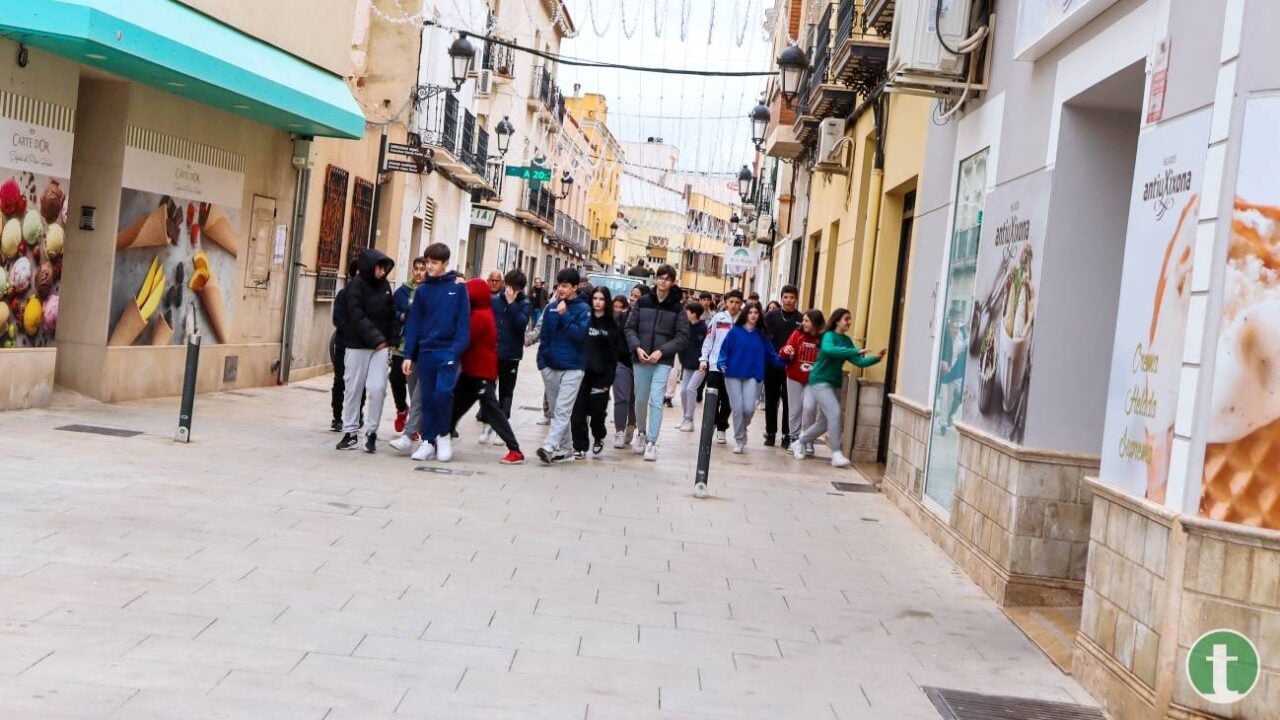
top-left (416, 350), bottom-right (460, 443)
top-left (632, 362), bottom-right (672, 441)
top-left (531, 308), bottom-right (543, 329)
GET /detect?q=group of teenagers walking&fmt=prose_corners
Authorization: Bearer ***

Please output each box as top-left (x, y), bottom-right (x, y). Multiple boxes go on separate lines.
top-left (328, 245), bottom-right (886, 494)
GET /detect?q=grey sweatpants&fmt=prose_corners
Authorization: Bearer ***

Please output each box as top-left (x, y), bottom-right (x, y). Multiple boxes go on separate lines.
top-left (681, 367), bottom-right (706, 424)
top-left (342, 347), bottom-right (389, 436)
top-left (724, 377), bottom-right (758, 445)
top-left (405, 369), bottom-right (421, 435)
top-left (787, 378), bottom-right (816, 443)
top-left (613, 363), bottom-right (635, 432)
top-left (797, 383), bottom-right (842, 451)
top-left (541, 367), bottom-right (584, 452)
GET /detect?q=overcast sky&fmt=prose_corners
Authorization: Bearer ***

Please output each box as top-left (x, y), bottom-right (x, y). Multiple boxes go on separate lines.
top-left (560, 0), bottom-right (774, 178)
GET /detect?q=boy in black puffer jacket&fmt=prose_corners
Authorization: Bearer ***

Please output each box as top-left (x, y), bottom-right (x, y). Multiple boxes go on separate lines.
top-left (336, 248), bottom-right (397, 453)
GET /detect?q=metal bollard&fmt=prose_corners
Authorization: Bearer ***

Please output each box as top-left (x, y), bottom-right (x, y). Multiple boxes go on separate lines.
top-left (175, 333), bottom-right (201, 443)
top-left (694, 386), bottom-right (718, 490)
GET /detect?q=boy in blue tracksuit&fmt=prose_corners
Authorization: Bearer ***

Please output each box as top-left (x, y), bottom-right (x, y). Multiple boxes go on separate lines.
top-left (401, 243), bottom-right (470, 463)
top-left (536, 268), bottom-right (590, 464)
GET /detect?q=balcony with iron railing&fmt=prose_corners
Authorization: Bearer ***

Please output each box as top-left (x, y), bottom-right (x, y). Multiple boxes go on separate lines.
top-left (831, 0), bottom-right (890, 94)
top-left (481, 41), bottom-right (516, 79)
top-left (415, 87), bottom-right (490, 188)
top-left (528, 64), bottom-right (568, 128)
top-left (553, 211), bottom-right (590, 254)
top-left (518, 186), bottom-right (556, 229)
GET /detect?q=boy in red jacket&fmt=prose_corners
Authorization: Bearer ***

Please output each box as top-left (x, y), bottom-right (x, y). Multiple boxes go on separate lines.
top-left (449, 279), bottom-right (525, 464)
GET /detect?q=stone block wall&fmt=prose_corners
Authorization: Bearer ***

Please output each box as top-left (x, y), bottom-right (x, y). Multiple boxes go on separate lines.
top-left (1075, 480), bottom-right (1280, 719)
top-left (955, 424), bottom-right (1098, 606)
top-left (850, 380), bottom-right (886, 464)
top-left (885, 394), bottom-right (930, 497)
top-left (1172, 519), bottom-right (1280, 718)
top-left (1074, 483), bottom-right (1175, 719)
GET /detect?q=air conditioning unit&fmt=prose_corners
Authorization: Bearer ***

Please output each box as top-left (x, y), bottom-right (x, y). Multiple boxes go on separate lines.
top-left (815, 118), bottom-right (847, 173)
top-left (887, 0), bottom-right (972, 88)
top-left (476, 69), bottom-right (495, 97)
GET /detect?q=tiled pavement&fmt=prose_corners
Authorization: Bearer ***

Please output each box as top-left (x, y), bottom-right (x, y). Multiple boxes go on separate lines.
top-left (0, 356), bottom-right (1092, 719)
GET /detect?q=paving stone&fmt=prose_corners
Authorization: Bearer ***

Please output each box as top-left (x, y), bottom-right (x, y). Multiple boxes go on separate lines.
top-left (0, 359), bottom-right (1090, 717)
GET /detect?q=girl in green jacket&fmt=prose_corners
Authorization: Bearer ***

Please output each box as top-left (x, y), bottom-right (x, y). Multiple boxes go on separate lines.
top-left (793, 308), bottom-right (885, 467)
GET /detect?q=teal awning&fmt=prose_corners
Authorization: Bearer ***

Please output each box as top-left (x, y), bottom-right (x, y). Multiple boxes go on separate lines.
top-left (0, 0), bottom-right (366, 139)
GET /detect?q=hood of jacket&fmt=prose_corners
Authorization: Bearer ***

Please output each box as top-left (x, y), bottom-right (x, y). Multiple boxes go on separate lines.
top-left (357, 248), bottom-right (395, 284)
top-left (466, 278), bottom-right (491, 309)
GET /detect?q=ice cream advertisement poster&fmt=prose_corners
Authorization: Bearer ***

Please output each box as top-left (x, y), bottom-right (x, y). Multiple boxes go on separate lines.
top-left (0, 115), bottom-right (72, 350)
top-left (1201, 96), bottom-right (1280, 530)
top-left (108, 143), bottom-right (243, 348)
top-left (1098, 108), bottom-right (1211, 503)
top-left (960, 170), bottom-right (1051, 444)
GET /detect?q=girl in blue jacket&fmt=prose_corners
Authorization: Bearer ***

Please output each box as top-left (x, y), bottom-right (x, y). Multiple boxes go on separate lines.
top-left (716, 302), bottom-right (784, 454)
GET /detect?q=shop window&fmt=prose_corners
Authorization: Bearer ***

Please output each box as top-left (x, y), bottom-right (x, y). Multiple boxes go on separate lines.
top-left (315, 165), bottom-right (349, 300)
top-left (347, 177), bottom-right (374, 259)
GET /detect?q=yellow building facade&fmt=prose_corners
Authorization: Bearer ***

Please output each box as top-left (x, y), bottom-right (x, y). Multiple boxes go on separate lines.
top-left (796, 93), bottom-right (931, 463)
top-left (565, 93), bottom-right (624, 270)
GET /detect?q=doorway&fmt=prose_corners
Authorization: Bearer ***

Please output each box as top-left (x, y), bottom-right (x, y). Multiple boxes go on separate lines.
top-left (807, 231), bottom-right (822, 310)
top-left (878, 189), bottom-right (915, 462)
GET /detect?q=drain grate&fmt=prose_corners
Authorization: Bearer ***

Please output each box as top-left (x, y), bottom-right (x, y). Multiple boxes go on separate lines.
top-left (832, 481), bottom-right (877, 493)
top-left (56, 424), bottom-right (142, 438)
top-left (416, 466), bottom-right (475, 476)
top-left (924, 687), bottom-right (1104, 720)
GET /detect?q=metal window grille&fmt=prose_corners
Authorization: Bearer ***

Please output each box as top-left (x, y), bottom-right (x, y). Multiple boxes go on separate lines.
top-left (347, 177), bottom-right (374, 259)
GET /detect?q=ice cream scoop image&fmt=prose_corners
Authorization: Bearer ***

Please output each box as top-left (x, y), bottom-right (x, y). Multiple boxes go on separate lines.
top-left (22, 209), bottom-right (43, 243)
top-left (9, 256), bottom-right (31, 293)
top-left (0, 178), bottom-right (21, 216)
top-left (0, 297), bottom-right (8, 328)
top-left (1, 217), bottom-right (19, 259)
top-left (44, 222), bottom-right (64, 257)
top-left (42, 293), bottom-right (58, 333)
top-left (40, 180), bottom-right (65, 223)
top-left (35, 259), bottom-right (53, 298)
top-left (0, 265), bottom-right (8, 296)
top-left (22, 295), bottom-right (41, 336)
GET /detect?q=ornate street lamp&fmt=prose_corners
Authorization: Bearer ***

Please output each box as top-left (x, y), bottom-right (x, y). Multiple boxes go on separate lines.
top-left (449, 35), bottom-right (476, 90)
top-left (737, 165), bottom-right (754, 204)
top-left (558, 170), bottom-right (574, 200)
top-left (749, 99), bottom-right (771, 149)
top-left (494, 116), bottom-right (515, 156)
top-left (609, 220), bottom-right (619, 239)
top-left (777, 44), bottom-right (808, 105)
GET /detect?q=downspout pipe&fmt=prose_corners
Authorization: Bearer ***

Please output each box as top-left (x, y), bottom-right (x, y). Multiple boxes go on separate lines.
top-left (853, 92), bottom-right (887, 348)
top-left (278, 145), bottom-right (312, 385)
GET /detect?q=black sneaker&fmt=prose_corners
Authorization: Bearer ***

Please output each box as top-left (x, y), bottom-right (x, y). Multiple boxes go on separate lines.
top-left (336, 432), bottom-right (359, 450)
top-left (592, 439), bottom-right (604, 456)
top-left (552, 449), bottom-right (575, 463)
top-left (537, 447), bottom-right (553, 464)
top-left (330, 418), bottom-right (342, 432)
top-left (781, 436), bottom-right (792, 450)
top-left (764, 434), bottom-right (776, 447)
top-left (663, 397), bottom-right (674, 408)
top-left (364, 432), bottom-right (377, 454)
top-left (573, 450), bottom-right (586, 460)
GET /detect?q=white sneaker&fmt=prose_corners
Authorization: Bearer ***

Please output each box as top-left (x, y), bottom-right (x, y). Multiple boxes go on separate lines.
top-left (491, 432), bottom-right (506, 446)
top-left (693, 481), bottom-right (708, 499)
top-left (411, 442), bottom-right (435, 461)
top-left (389, 435), bottom-right (415, 453)
top-left (732, 442), bottom-right (745, 454)
top-left (678, 420), bottom-right (694, 432)
top-left (436, 434), bottom-right (453, 462)
top-left (804, 442), bottom-right (815, 456)
top-left (831, 451), bottom-right (851, 468)
top-left (536, 417), bottom-right (551, 426)
top-left (613, 431), bottom-right (626, 449)
top-left (793, 444), bottom-right (806, 460)
top-left (643, 441), bottom-right (658, 462)
top-left (715, 430), bottom-right (727, 445)
top-left (477, 427), bottom-right (493, 445)
top-left (632, 432), bottom-right (647, 455)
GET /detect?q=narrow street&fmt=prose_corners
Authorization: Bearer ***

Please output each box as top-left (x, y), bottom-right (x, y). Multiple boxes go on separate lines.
top-left (0, 356), bottom-right (1089, 719)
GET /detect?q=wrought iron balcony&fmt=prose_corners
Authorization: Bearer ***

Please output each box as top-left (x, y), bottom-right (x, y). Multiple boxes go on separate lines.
top-left (863, 0), bottom-right (896, 36)
top-left (417, 86), bottom-right (460, 160)
top-left (529, 65), bottom-right (568, 127)
top-left (518, 186), bottom-right (556, 228)
top-left (832, 0), bottom-right (890, 95)
top-left (481, 41), bottom-right (516, 78)
top-left (553, 210), bottom-right (590, 254)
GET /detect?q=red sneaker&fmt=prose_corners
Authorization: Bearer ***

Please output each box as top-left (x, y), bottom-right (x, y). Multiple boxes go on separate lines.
top-left (500, 450), bottom-right (525, 465)
top-left (394, 410), bottom-right (408, 433)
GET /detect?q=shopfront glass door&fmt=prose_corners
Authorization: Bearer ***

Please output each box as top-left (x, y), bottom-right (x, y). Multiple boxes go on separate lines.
top-left (923, 149), bottom-right (989, 512)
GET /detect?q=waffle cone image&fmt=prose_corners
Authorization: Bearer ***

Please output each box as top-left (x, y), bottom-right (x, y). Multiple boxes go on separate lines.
top-left (195, 276), bottom-right (228, 343)
top-left (201, 206), bottom-right (239, 257)
top-left (1202, 417), bottom-right (1280, 529)
top-left (150, 313), bottom-right (173, 346)
top-left (116, 207), bottom-right (169, 251)
top-left (108, 302), bottom-right (146, 346)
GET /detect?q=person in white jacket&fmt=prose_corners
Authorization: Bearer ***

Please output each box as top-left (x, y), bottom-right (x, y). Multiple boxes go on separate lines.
top-left (698, 289), bottom-right (743, 445)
